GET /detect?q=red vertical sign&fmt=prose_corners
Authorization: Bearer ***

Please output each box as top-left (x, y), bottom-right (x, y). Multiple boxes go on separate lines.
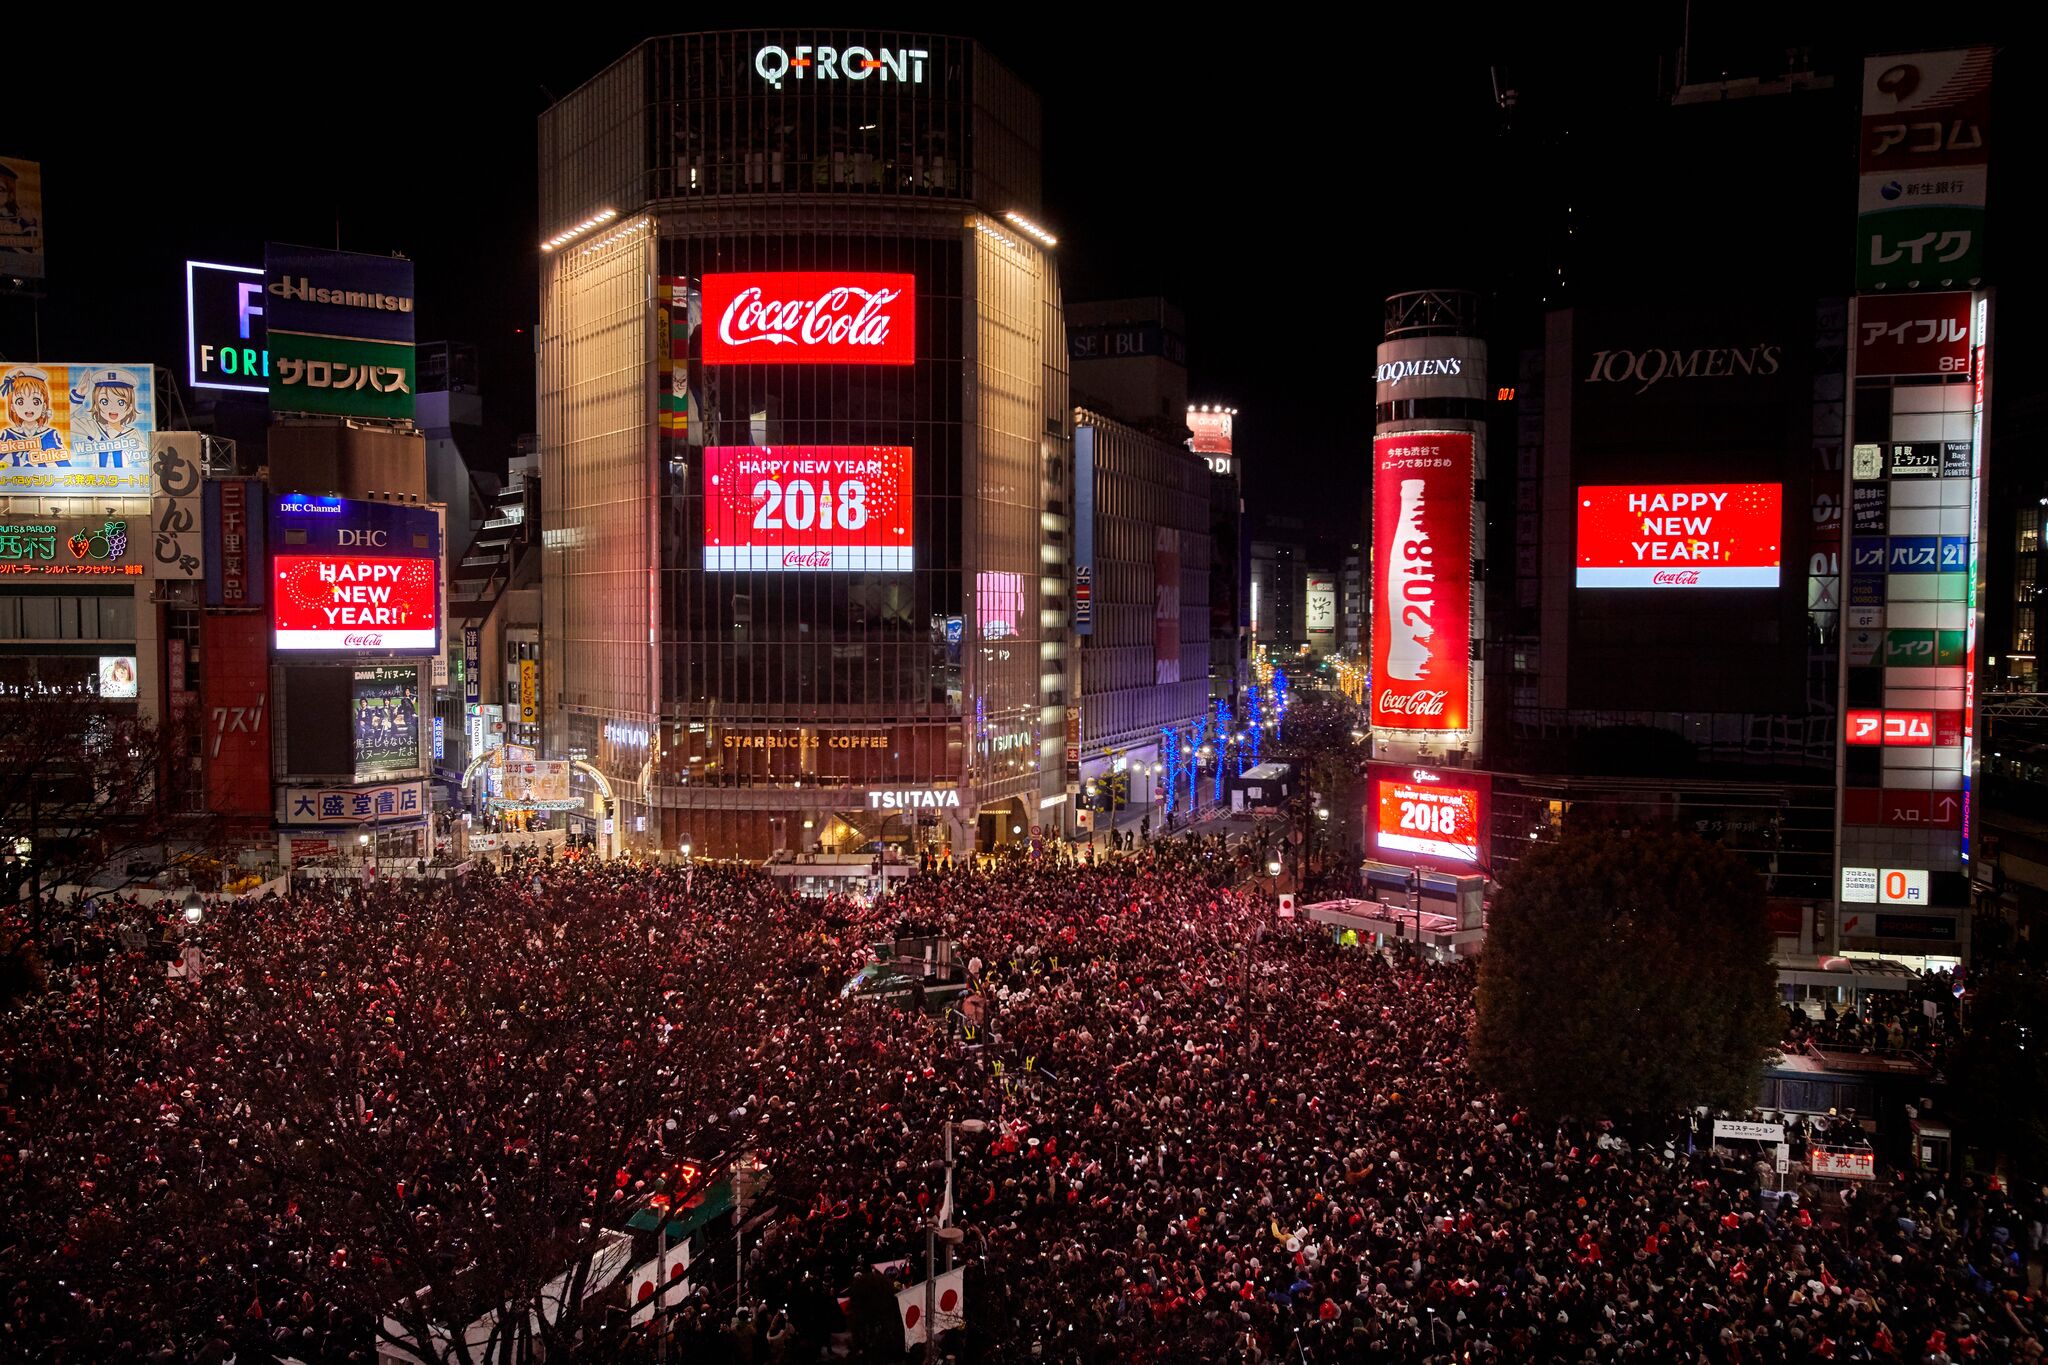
top-left (201, 613), bottom-right (271, 817)
top-left (1371, 431), bottom-right (1473, 732)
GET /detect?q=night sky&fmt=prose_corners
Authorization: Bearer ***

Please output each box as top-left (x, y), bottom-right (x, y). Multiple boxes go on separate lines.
top-left (6, 12), bottom-right (2031, 546)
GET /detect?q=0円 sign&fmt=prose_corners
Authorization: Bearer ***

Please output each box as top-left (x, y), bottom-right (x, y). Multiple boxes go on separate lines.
top-left (1371, 431), bottom-right (1472, 732)
top-left (701, 272), bottom-right (914, 365)
top-left (703, 445), bottom-right (912, 572)
top-left (1575, 484), bottom-right (1782, 588)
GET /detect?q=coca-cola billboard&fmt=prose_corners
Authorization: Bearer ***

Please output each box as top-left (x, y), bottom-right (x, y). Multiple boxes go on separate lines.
top-left (1371, 431), bottom-right (1472, 733)
top-left (702, 445), bottom-right (913, 572)
top-left (1575, 483), bottom-right (1782, 588)
top-left (700, 272), bottom-right (915, 365)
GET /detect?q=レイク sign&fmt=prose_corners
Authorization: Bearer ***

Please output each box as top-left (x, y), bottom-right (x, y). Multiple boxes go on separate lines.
top-left (1371, 431), bottom-right (1472, 732)
top-left (1370, 764), bottom-right (1485, 866)
top-left (701, 273), bottom-right (914, 366)
top-left (703, 445), bottom-right (912, 572)
top-left (1575, 484), bottom-right (1782, 588)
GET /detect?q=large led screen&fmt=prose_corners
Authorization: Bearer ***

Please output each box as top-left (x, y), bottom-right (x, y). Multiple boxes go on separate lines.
top-left (352, 665), bottom-right (421, 778)
top-left (1371, 764), bottom-right (1487, 867)
top-left (1370, 431), bottom-right (1473, 732)
top-left (274, 555), bottom-right (439, 651)
top-left (703, 445), bottom-right (912, 572)
top-left (700, 272), bottom-right (914, 365)
top-left (1576, 483), bottom-right (1782, 588)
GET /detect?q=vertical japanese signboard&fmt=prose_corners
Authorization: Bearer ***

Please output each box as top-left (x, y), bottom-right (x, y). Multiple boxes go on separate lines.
top-left (149, 432), bottom-right (203, 579)
top-left (202, 613), bottom-right (272, 817)
top-left (204, 478), bottom-right (266, 607)
top-left (1370, 430), bottom-right (1473, 736)
top-left (1856, 48), bottom-right (1991, 292)
top-left (264, 243), bottom-right (415, 420)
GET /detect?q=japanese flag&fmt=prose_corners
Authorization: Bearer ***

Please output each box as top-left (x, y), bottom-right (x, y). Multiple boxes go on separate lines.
top-left (898, 1268), bottom-right (965, 1348)
top-left (627, 1243), bottom-right (692, 1327)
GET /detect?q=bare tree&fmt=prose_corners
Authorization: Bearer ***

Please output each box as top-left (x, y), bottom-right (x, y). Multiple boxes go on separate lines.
top-left (0, 695), bottom-right (222, 937)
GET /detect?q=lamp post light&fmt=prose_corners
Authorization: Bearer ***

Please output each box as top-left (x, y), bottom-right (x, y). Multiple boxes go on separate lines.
top-left (181, 889), bottom-right (204, 925)
top-left (926, 1116), bottom-right (987, 1359)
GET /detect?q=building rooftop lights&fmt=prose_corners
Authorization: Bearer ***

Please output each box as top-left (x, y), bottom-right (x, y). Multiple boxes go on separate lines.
top-left (1002, 211), bottom-right (1059, 247)
top-left (540, 207), bottom-right (619, 252)
top-left (1188, 404), bottom-right (1240, 415)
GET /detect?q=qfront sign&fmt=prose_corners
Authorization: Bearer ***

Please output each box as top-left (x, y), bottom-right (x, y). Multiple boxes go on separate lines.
top-left (753, 43), bottom-right (928, 89)
top-left (701, 272), bottom-right (914, 365)
top-left (1371, 431), bottom-right (1472, 733)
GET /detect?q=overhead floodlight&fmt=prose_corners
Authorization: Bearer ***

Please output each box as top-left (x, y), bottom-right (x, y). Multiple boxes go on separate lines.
top-left (540, 207), bottom-right (619, 253)
top-left (1002, 211), bottom-right (1059, 248)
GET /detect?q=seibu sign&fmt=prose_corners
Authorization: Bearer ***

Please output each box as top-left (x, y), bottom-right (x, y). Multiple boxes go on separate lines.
top-left (703, 445), bottom-right (913, 572)
top-left (1371, 431), bottom-right (1472, 732)
top-left (1575, 484), bottom-right (1782, 588)
top-left (701, 272), bottom-right (914, 365)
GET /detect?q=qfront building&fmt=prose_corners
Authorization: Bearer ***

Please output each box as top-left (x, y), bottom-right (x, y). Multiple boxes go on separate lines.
top-left (538, 31), bottom-right (1069, 858)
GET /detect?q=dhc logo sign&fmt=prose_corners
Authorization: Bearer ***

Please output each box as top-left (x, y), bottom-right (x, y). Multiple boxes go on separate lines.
top-left (755, 44), bottom-right (929, 89)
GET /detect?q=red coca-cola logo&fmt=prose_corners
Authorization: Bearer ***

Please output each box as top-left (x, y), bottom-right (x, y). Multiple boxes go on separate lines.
top-left (781, 549), bottom-right (833, 568)
top-left (343, 633), bottom-right (386, 647)
top-left (1651, 570), bottom-right (1702, 585)
top-left (1377, 689), bottom-right (1449, 716)
top-left (702, 272), bottom-right (916, 365)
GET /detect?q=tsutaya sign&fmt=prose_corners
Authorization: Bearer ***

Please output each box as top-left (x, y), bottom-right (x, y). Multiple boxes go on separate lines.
top-left (866, 788), bottom-right (961, 810)
top-left (754, 44), bottom-right (929, 89)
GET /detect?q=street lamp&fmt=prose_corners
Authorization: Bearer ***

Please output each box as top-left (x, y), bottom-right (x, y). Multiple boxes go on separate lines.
top-left (927, 1116), bottom-right (987, 1358)
top-left (181, 890), bottom-right (204, 925)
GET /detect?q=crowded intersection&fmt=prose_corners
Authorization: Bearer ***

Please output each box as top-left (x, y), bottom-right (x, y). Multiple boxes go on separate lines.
top-left (2, 790), bottom-right (2039, 1364)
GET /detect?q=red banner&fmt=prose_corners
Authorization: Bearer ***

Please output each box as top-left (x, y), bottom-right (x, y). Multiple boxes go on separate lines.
top-left (1846, 709), bottom-right (1934, 746)
top-left (703, 445), bottom-right (913, 572)
top-left (1187, 410), bottom-right (1232, 455)
top-left (202, 613), bottom-right (271, 817)
top-left (1855, 292), bottom-right (1972, 377)
top-left (1575, 484), bottom-right (1781, 588)
top-left (273, 554), bottom-right (438, 652)
top-left (1370, 764), bottom-right (1486, 868)
top-left (1371, 431), bottom-right (1472, 732)
top-left (701, 272), bottom-right (915, 365)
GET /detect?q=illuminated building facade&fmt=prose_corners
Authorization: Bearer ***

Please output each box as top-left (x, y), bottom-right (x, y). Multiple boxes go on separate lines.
top-left (538, 30), bottom-right (1068, 858)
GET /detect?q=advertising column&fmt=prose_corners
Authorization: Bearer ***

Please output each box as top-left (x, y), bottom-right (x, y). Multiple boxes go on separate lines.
top-left (269, 494), bottom-right (440, 866)
top-left (1838, 47), bottom-right (1992, 964)
top-left (1370, 332), bottom-right (1486, 765)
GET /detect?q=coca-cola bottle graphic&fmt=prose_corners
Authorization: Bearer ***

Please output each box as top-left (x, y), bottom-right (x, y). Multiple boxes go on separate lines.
top-left (1385, 478), bottom-right (1435, 681)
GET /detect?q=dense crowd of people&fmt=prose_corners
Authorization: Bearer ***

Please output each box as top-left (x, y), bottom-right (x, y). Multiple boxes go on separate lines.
top-left (2, 820), bottom-right (2043, 1363)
